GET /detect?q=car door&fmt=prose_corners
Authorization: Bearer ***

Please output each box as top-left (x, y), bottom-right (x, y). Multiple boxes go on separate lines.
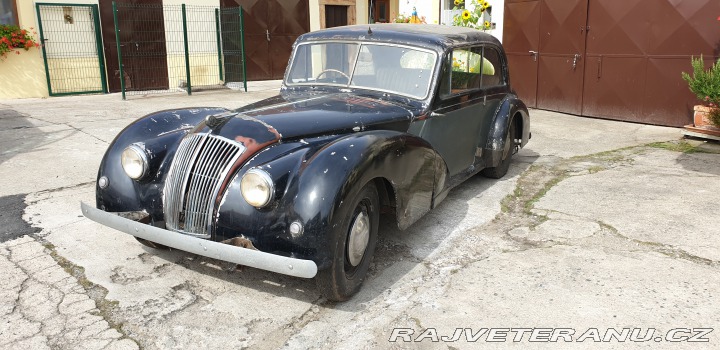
top-left (410, 45), bottom-right (501, 180)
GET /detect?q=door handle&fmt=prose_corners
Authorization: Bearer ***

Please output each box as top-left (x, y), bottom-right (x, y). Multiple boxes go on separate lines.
top-left (266, 29), bottom-right (270, 42)
top-left (529, 50), bottom-right (537, 62)
top-left (572, 54), bottom-right (581, 69)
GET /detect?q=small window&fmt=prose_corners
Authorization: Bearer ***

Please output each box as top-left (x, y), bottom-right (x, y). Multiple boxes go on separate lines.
top-left (481, 47), bottom-right (505, 87)
top-left (0, 0), bottom-right (18, 26)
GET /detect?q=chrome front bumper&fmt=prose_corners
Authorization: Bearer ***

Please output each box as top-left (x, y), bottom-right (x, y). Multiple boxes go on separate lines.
top-left (80, 202), bottom-right (318, 278)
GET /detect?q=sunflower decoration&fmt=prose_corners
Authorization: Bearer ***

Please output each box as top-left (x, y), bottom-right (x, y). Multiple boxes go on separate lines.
top-left (480, 1), bottom-right (490, 12)
top-left (452, 0), bottom-right (492, 31)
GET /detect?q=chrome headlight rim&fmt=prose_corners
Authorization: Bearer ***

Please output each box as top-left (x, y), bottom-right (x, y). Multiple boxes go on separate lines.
top-left (240, 168), bottom-right (275, 208)
top-left (121, 144), bottom-right (149, 180)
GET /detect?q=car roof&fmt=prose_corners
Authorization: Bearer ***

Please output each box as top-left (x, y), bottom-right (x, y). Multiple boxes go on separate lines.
top-left (296, 24), bottom-right (501, 51)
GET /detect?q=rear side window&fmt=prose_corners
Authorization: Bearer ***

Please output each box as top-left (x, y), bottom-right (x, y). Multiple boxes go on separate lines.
top-left (481, 47), bottom-right (505, 87)
top-left (439, 45), bottom-right (505, 97)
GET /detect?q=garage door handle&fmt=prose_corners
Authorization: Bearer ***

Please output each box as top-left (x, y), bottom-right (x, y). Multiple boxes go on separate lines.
top-left (266, 29), bottom-right (270, 42)
top-left (529, 51), bottom-right (537, 62)
top-left (572, 54), bottom-right (581, 69)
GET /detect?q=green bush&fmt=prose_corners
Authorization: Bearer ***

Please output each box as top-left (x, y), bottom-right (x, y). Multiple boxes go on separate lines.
top-left (682, 56), bottom-right (720, 106)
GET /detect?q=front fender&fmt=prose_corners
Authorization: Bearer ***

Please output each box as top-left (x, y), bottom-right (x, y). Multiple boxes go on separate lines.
top-left (215, 131), bottom-right (444, 269)
top-left (96, 107), bottom-right (227, 218)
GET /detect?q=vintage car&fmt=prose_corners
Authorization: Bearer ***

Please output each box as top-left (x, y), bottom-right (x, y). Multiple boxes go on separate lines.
top-left (81, 24), bottom-right (530, 301)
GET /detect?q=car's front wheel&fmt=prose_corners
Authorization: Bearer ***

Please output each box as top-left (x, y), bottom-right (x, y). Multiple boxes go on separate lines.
top-left (316, 182), bottom-right (379, 301)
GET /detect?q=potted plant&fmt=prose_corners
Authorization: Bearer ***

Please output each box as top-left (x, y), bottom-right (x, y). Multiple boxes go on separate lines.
top-left (682, 56), bottom-right (720, 138)
top-left (0, 25), bottom-right (40, 60)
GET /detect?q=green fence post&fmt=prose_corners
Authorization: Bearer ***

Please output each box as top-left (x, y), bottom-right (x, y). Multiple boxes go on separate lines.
top-left (239, 6), bottom-right (247, 92)
top-left (182, 4), bottom-right (192, 95)
top-left (35, 4), bottom-right (54, 96)
top-left (112, 1), bottom-right (125, 100)
top-left (92, 5), bottom-right (108, 94)
top-left (215, 8), bottom-right (223, 82)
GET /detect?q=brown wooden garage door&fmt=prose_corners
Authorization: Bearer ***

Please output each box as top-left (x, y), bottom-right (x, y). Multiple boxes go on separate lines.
top-left (504, 0), bottom-right (720, 126)
top-left (221, 0), bottom-right (309, 81)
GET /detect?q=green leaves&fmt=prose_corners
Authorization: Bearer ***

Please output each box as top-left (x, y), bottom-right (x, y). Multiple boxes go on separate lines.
top-left (681, 56), bottom-right (720, 106)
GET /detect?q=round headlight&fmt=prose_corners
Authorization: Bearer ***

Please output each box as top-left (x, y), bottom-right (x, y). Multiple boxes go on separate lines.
top-left (240, 169), bottom-right (274, 208)
top-left (121, 145), bottom-right (148, 180)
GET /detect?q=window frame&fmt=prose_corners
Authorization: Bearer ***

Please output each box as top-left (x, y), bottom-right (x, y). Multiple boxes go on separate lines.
top-left (0, 0), bottom-right (18, 26)
top-left (439, 44), bottom-right (507, 99)
top-left (284, 40), bottom-right (440, 101)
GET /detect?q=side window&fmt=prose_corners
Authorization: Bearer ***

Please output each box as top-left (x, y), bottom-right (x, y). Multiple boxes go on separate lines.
top-left (449, 46), bottom-right (483, 94)
top-left (441, 45), bottom-right (504, 97)
top-left (481, 47), bottom-right (505, 87)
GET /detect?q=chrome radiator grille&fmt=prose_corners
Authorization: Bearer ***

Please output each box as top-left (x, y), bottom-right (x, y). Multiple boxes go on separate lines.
top-left (163, 133), bottom-right (245, 238)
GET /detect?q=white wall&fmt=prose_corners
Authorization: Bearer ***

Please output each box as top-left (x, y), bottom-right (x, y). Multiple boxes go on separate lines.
top-left (435, 0), bottom-right (505, 42)
top-left (487, 0), bottom-right (504, 42)
top-left (399, 0), bottom-right (439, 24)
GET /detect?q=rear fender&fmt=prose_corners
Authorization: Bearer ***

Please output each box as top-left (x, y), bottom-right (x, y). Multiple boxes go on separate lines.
top-left (482, 97), bottom-right (529, 167)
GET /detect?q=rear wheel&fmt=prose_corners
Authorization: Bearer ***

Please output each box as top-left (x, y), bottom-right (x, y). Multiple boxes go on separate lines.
top-left (482, 119), bottom-right (517, 179)
top-left (316, 182), bottom-right (379, 301)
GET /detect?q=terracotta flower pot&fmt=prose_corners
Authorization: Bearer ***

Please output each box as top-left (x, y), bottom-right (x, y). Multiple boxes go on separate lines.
top-left (684, 105), bottom-right (720, 141)
top-left (693, 105), bottom-right (720, 129)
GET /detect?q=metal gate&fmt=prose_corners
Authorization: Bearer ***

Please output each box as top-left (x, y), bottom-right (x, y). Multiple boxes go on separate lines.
top-left (504, 0), bottom-right (720, 126)
top-left (35, 3), bottom-right (107, 96)
top-left (221, 0), bottom-right (309, 81)
top-left (220, 7), bottom-right (248, 90)
top-left (98, 2), bottom-right (248, 99)
top-left (535, 0), bottom-right (587, 115)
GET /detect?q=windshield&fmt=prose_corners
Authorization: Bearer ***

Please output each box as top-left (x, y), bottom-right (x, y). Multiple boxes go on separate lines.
top-left (286, 42), bottom-right (437, 99)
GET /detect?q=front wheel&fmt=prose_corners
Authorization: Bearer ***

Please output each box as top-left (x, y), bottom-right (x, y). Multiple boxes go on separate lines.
top-left (316, 182), bottom-right (379, 301)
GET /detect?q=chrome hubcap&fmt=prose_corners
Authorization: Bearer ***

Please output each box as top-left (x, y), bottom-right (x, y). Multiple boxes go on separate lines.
top-left (347, 211), bottom-right (370, 267)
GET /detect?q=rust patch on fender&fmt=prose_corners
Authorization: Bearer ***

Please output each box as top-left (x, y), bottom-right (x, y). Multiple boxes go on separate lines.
top-left (213, 116), bottom-right (282, 206)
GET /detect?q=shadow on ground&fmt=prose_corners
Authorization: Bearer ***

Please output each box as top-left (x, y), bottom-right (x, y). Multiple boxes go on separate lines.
top-left (130, 151), bottom-right (539, 309)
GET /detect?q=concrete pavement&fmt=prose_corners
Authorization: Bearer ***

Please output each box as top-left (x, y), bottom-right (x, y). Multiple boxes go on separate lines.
top-left (0, 85), bottom-right (719, 349)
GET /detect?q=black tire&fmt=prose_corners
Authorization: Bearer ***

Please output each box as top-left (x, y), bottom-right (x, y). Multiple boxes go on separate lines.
top-left (481, 119), bottom-right (517, 179)
top-left (316, 182), bottom-right (379, 301)
top-left (135, 237), bottom-right (169, 250)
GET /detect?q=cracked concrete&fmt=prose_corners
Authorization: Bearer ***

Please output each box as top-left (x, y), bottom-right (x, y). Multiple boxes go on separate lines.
top-left (2, 88), bottom-right (719, 349)
top-left (0, 236), bottom-right (136, 350)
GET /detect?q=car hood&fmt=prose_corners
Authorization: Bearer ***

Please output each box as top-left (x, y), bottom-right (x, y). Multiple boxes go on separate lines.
top-left (205, 93), bottom-right (418, 142)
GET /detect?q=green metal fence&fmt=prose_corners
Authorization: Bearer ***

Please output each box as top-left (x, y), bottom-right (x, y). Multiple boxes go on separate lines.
top-left (113, 2), bottom-right (247, 99)
top-left (36, 3), bottom-right (107, 96)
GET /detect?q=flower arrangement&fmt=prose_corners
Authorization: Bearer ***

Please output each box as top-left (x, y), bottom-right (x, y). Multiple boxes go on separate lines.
top-left (452, 0), bottom-right (491, 30)
top-left (682, 56), bottom-right (720, 127)
top-left (0, 25), bottom-right (40, 60)
top-left (392, 7), bottom-right (427, 24)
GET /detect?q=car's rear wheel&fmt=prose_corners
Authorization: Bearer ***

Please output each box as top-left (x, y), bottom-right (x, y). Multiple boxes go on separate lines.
top-left (482, 119), bottom-right (517, 179)
top-left (316, 182), bottom-right (379, 301)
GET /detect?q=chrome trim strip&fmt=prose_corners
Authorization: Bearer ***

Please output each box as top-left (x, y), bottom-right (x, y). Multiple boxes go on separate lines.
top-left (81, 202), bottom-right (318, 279)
